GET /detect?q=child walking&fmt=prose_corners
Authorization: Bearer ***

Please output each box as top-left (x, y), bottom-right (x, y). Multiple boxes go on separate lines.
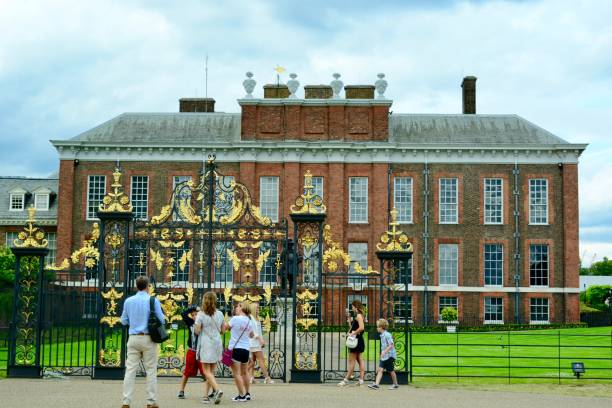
top-left (368, 319), bottom-right (399, 390)
top-left (177, 306), bottom-right (206, 399)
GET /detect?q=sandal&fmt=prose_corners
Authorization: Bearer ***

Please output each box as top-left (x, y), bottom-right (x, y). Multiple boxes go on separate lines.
top-left (263, 378), bottom-right (275, 384)
top-left (337, 379), bottom-right (349, 387)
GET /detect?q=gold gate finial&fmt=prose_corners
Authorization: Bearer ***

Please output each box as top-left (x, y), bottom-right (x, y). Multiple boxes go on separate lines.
top-left (99, 167), bottom-right (133, 213)
top-left (376, 207), bottom-right (413, 252)
top-left (290, 170), bottom-right (326, 215)
top-left (13, 205), bottom-right (48, 248)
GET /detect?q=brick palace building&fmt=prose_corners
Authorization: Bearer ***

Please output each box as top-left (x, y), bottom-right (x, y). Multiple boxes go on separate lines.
top-left (49, 73), bottom-right (586, 324)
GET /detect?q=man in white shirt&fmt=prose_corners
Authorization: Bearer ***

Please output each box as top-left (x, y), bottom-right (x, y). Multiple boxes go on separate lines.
top-left (120, 275), bottom-right (165, 408)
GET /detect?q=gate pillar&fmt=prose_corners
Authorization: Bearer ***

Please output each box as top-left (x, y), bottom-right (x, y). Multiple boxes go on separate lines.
top-left (375, 208), bottom-right (413, 384)
top-left (93, 167), bottom-right (134, 380)
top-left (8, 207), bottom-right (49, 378)
top-left (290, 171), bottom-right (326, 383)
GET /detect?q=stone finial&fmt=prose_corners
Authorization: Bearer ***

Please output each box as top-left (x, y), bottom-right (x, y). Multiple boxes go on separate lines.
top-left (243, 71), bottom-right (256, 98)
top-left (375, 73), bottom-right (388, 99)
top-left (330, 73), bottom-right (343, 99)
top-left (287, 73), bottom-right (299, 98)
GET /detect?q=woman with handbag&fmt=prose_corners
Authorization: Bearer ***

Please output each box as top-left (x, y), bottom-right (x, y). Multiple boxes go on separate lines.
top-left (195, 292), bottom-right (226, 404)
top-left (227, 301), bottom-right (255, 402)
top-left (338, 300), bottom-right (366, 387)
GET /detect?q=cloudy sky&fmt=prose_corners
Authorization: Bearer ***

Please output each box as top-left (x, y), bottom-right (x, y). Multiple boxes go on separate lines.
top-left (0, 0), bottom-right (611, 264)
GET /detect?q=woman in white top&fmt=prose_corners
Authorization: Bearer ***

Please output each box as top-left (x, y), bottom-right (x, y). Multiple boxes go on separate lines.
top-left (247, 302), bottom-right (274, 384)
top-left (227, 301), bottom-right (254, 402)
top-left (194, 291), bottom-right (226, 404)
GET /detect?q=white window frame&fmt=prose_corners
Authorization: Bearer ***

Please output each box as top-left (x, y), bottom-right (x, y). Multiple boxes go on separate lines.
top-left (5, 232), bottom-right (19, 248)
top-left (311, 176), bottom-right (324, 199)
top-left (394, 177), bottom-right (413, 224)
top-left (130, 176), bottom-right (149, 220)
top-left (46, 232), bottom-right (57, 265)
top-left (529, 298), bottom-right (550, 324)
top-left (348, 242), bottom-right (368, 286)
top-left (439, 178), bottom-right (458, 224)
top-left (393, 295), bottom-right (413, 324)
top-left (258, 242), bottom-right (279, 286)
top-left (438, 243), bottom-right (458, 286)
top-left (9, 193), bottom-right (25, 211)
top-left (484, 297), bottom-right (504, 324)
top-left (529, 178), bottom-right (548, 225)
top-left (484, 243), bottom-right (503, 287)
top-left (86, 175), bottom-right (106, 220)
top-left (259, 176), bottom-right (279, 223)
top-left (484, 178), bottom-right (503, 225)
top-left (34, 194), bottom-right (50, 211)
top-left (349, 177), bottom-right (368, 224)
top-left (438, 296), bottom-right (459, 324)
top-left (529, 244), bottom-right (549, 287)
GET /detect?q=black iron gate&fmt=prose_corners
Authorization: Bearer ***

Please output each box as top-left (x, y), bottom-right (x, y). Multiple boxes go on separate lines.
top-left (7, 161), bottom-right (413, 384)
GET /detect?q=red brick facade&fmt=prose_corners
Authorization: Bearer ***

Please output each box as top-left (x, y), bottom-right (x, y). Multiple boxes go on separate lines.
top-left (52, 93), bottom-right (583, 325)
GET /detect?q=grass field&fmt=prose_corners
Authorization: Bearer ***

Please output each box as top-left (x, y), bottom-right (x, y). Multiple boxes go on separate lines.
top-left (1, 326), bottom-right (611, 383)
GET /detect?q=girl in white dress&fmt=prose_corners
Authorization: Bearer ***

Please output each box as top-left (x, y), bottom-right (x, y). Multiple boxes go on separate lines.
top-left (247, 302), bottom-right (274, 384)
top-left (195, 291), bottom-right (226, 404)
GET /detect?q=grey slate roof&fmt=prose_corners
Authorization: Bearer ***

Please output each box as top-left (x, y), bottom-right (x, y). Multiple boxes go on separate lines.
top-left (69, 113), bottom-right (241, 144)
top-left (0, 177), bottom-right (58, 225)
top-left (389, 114), bottom-right (569, 145)
top-left (61, 111), bottom-right (570, 146)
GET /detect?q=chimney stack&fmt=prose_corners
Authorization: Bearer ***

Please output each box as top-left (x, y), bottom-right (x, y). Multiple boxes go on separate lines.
top-left (263, 84), bottom-right (290, 98)
top-left (461, 76), bottom-right (477, 114)
top-left (179, 98), bottom-right (215, 112)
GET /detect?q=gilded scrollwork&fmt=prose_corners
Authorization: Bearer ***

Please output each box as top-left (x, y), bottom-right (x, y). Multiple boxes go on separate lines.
top-left (99, 287), bottom-right (123, 328)
top-left (98, 167), bottom-right (133, 213)
top-left (376, 207), bottom-right (413, 253)
top-left (290, 170), bottom-right (326, 215)
top-left (13, 206), bottom-right (48, 249)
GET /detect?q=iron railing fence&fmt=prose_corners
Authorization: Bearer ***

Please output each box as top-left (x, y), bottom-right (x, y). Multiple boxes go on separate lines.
top-left (409, 329), bottom-right (612, 383)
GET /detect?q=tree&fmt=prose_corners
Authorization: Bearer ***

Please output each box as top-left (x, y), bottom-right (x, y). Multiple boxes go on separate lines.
top-left (0, 246), bottom-right (16, 324)
top-left (585, 285), bottom-right (612, 311)
top-left (581, 257), bottom-right (612, 276)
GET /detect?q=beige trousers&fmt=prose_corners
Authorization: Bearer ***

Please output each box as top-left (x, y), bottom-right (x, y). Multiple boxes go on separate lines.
top-left (122, 335), bottom-right (159, 406)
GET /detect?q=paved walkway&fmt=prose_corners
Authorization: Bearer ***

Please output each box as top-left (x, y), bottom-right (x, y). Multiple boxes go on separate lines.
top-left (0, 378), bottom-right (610, 408)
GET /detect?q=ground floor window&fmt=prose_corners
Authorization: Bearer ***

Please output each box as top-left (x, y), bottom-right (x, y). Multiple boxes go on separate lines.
top-left (393, 295), bottom-right (412, 322)
top-left (438, 296), bottom-right (458, 322)
top-left (530, 298), bottom-right (549, 323)
top-left (484, 297), bottom-right (503, 324)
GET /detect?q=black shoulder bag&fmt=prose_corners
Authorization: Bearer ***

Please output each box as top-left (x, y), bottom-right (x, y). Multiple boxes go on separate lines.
top-left (147, 296), bottom-right (169, 343)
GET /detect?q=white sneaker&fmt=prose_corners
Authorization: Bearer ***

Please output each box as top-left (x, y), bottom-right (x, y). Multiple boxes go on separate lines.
top-left (337, 379), bottom-right (348, 387)
top-left (388, 384), bottom-right (399, 390)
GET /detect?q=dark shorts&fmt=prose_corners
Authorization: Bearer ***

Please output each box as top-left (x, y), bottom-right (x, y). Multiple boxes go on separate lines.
top-left (379, 357), bottom-right (395, 372)
top-left (183, 348), bottom-right (205, 377)
top-left (232, 348), bottom-right (250, 364)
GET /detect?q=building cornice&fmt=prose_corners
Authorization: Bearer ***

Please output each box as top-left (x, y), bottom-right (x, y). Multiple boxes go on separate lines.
top-left (50, 140), bottom-right (587, 164)
top-left (0, 219), bottom-right (57, 226)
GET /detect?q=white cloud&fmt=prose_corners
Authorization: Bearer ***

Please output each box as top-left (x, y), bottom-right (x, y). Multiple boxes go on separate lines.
top-left (0, 0), bottom-right (611, 257)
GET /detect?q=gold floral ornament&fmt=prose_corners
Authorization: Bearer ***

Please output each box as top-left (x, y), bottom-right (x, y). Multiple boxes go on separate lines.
top-left (290, 170), bottom-right (326, 215)
top-left (98, 167), bottom-right (133, 213)
top-left (100, 287), bottom-right (124, 328)
top-left (321, 225), bottom-right (351, 272)
top-left (376, 207), bottom-right (413, 253)
top-left (13, 206), bottom-right (48, 249)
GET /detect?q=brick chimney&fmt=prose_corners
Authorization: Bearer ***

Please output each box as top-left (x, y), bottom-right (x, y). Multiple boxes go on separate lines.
top-left (461, 76), bottom-right (477, 114)
top-left (344, 85), bottom-right (375, 99)
top-left (304, 85), bottom-right (333, 99)
top-left (179, 98), bottom-right (215, 112)
top-left (263, 84), bottom-right (289, 98)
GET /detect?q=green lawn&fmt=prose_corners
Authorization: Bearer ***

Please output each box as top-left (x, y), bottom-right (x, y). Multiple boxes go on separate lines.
top-left (339, 326), bottom-right (612, 382)
top-left (2, 326), bottom-right (611, 383)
